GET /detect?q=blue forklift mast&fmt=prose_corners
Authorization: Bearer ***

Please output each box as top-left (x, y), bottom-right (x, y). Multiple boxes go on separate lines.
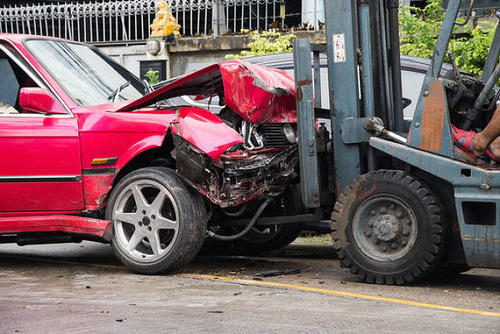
top-left (294, 0), bottom-right (500, 284)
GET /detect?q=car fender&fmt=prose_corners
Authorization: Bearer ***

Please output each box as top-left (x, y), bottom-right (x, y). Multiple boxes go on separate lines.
top-left (170, 106), bottom-right (243, 162)
top-left (77, 111), bottom-right (174, 211)
top-left (114, 133), bottom-right (166, 172)
top-left (81, 133), bottom-right (167, 211)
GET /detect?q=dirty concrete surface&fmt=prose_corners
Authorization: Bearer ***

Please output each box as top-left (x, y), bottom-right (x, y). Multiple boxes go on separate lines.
top-left (0, 236), bottom-right (499, 333)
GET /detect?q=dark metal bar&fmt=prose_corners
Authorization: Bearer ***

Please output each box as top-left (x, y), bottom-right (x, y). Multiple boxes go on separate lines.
top-left (216, 211), bottom-right (323, 227)
top-left (379, 0), bottom-right (394, 130)
top-left (465, 61), bottom-right (500, 127)
top-left (310, 44), bottom-right (327, 53)
top-left (388, 0), bottom-right (404, 133)
top-left (371, 0), bottom-right (389, 127)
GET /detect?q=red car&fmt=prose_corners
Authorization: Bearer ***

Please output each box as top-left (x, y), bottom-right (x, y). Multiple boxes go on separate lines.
top-left (0, 34), bottom-right (300, 273)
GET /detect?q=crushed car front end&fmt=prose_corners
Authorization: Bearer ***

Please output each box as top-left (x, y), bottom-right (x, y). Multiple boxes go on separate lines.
top-left (116, 60), bottom-right (300, 209)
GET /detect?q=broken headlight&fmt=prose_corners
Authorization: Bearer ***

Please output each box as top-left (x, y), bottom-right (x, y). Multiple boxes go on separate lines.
top-left (282, 123), bottom-right (297, 144)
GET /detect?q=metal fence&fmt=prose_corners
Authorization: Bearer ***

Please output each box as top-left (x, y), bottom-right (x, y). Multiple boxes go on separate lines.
top-left (224, 0), bottom-right (285, 33)
top-left (0, 0), bottom-right (285, 43)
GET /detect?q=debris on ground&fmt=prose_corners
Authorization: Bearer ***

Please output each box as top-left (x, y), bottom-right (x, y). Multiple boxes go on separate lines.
top-left (253, 269), bottom-right (301, 277)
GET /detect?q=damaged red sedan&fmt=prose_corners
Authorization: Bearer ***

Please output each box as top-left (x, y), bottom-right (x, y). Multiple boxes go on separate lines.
top-left (0, 35), bottom-right (303, 273)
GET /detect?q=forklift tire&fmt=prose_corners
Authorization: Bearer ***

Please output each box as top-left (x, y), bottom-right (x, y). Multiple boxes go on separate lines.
top-left (232, 223), bottom-right (302, 254)
top-left (331, 170), bottom-right (446, 285)
top-left (106, 167), bottom-right (207, 274)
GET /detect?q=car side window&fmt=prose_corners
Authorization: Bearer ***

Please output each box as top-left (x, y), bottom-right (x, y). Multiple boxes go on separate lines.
top-left (0, 47), bottom-right (51, 115)
top-left (401, 69), bottom-right (425, 120)
top-left (0, 57), bottom-right (21, 114)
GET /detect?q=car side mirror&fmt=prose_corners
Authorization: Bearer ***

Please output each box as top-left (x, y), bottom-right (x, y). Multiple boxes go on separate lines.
top-left (19, 87), bottom-right (66, 114)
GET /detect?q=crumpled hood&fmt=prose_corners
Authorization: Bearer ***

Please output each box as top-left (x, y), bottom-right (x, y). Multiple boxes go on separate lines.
top-left (114, 60), bottom-right (297, 123)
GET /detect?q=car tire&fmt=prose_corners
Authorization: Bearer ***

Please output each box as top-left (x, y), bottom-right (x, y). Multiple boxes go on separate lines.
top-left (106, 167), bottom-right (206, 274)
top-left (331, 170), bottom-right (446, 285)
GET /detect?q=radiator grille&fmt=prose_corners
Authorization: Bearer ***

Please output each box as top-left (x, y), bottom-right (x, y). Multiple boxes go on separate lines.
top-left (260, 124), bottom-right (292, 148)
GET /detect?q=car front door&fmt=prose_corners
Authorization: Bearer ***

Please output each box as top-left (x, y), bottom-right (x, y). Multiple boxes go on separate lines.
top-left (0, 45), bottom-right (83, 213)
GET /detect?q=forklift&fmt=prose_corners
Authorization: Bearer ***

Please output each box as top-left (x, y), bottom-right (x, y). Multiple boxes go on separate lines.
top-left (293, 0), bottom-right (500, 284)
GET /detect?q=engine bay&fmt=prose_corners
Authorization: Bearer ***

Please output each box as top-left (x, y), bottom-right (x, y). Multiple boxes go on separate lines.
top-left (173, 106), bottom-right (299, 208)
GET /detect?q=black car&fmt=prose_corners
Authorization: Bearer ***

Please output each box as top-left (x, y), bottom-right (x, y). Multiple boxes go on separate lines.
top-left (160, 53), bottom-right (455, 124)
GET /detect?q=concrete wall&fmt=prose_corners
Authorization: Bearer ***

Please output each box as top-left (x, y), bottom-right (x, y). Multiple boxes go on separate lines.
top-left (166, 35), bottom-right (251, 77)
top-left (97, 42), bottom-right (148, 77)
top-left (96, 31), bottom-right (325, 78)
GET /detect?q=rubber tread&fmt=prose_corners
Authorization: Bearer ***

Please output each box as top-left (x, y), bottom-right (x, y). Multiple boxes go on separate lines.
top-left (331, 170), bottom-right (446, 285)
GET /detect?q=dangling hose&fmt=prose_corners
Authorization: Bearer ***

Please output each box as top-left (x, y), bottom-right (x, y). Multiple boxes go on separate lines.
top-left (207, 197), bottom-right (273, 241)
top-left (221, 203), bottom-right (248, 217)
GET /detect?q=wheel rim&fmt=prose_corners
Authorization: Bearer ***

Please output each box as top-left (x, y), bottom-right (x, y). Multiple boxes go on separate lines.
top-left (352, 195), bottom-right (418, 262)
top-left (112, 179), bottom-right (179, 263)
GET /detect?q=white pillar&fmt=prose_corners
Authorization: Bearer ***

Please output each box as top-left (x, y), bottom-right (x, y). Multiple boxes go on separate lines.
top-left (302, 0), bottom-right (325, 30)
top-left (212, 0), bottom-right (227, 36)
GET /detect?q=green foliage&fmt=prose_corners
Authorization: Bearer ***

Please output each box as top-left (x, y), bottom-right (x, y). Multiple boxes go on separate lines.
top-left (226, 30), bottom-right (296, 59)
top-left (145, 69), bottom-right (159, 85)
top-left (399, 0), bottom-right (497, 77)
top-left (449, 23), bottom-right (496, 76)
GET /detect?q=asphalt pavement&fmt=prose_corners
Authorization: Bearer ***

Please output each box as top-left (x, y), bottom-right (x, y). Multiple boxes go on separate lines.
top-left (0, 237), bottom-right (499, 333)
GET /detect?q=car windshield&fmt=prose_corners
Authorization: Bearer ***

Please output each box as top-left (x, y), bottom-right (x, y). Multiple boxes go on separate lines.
top-left (25, 39), bottom-right (146, 106)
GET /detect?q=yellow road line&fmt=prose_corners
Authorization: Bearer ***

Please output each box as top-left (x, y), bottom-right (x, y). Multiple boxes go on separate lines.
top-left (182, 274), bottom-right (500, 318)
top-left (2, 254), bottom-right (499, 318)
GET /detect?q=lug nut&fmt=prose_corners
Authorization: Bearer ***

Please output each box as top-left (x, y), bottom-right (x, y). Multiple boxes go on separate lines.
top-left (390, 204), bottom-right (395, 210)
top-left (381, 245), bottom-right (387, 252)
top-left (380, 207), bottom-right (387, 214)
top-left (138, 221), bottom-right (143, 226)
top-left (397, 211), bottom-right (404, 218)
top-left (404, 218), bottom-right (411, 225)
top-left (370, 210), bottom-right (377, 216)
top-left (391, 242), bottom-right (398, 249)
top-left (142, 210), bottom-right (146, 215)
top-left (401, 240), bottom-right (407, 246)
top-left (148, 226), bottom-right (152, 231)
top-left (403, 230), bottom-right (410, 236)
top-left (151, 215), bottom-right (156, 220)
top-left (365, 231), bottom-right (372, 237)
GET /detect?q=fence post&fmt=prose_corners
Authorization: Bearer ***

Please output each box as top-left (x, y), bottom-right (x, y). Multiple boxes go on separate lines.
top-left (212, 0), bottom-right (227, 36)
